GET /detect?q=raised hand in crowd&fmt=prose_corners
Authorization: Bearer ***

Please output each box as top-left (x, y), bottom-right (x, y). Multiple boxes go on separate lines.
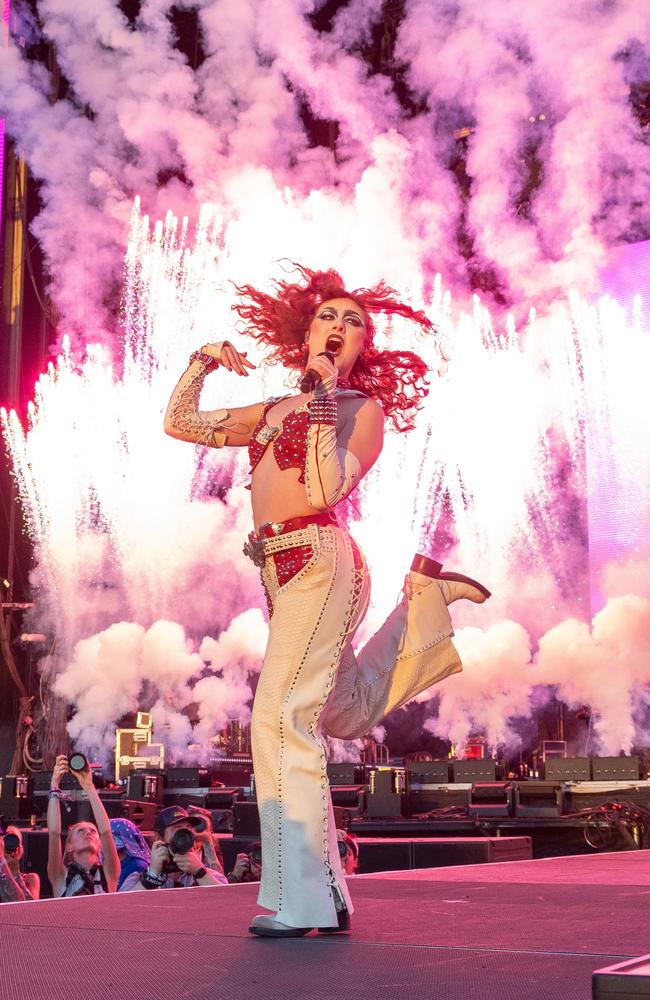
top-left (47, 753), bottom-right (120, 896)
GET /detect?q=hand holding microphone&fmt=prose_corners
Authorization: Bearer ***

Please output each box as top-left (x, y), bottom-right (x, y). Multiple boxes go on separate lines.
top-left (300, 351), bottom-right (336, 394)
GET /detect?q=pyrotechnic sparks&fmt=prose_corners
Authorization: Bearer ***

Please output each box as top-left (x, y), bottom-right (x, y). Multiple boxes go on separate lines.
top-left (2, 200), bottom-right (649, 760)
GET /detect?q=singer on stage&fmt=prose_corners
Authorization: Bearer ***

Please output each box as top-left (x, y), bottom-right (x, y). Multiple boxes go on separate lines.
top-left (164, 265), bottom-right (489, 937)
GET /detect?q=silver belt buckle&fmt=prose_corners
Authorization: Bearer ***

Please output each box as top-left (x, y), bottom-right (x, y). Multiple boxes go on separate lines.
top-left (243, 533), bottom-right (266, 568)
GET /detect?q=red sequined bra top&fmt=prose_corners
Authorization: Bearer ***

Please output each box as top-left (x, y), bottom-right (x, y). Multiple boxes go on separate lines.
top-left (247, 397), bottom-right (310, 487)
top-left (246, 389), bottom-right (367, 488)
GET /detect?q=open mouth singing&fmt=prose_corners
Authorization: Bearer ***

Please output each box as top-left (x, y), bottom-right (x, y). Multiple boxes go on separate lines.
top-left (325, 335), bottom-right (345, 355)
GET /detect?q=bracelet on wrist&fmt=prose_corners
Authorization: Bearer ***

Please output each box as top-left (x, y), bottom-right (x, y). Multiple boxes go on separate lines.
top-left (308, 397), bottom-right (338, 426)
top-left (194, 866), bottom-right (207, 881)
top-left (189, 349), bottom-right (219, 370)
top-left (140, 869), bottom-right (166, 890)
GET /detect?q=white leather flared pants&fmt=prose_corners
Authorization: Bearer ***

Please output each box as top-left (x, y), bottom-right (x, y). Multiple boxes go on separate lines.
top-left (251, 522), bottom-right (461, 928)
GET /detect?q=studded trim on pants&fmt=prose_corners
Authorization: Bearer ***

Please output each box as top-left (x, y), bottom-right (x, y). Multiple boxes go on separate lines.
top-left (251, 523), bottom-right (369, 929)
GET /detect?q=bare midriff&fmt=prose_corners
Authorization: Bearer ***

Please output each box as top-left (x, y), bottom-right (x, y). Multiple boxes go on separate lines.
top-left (249, 393), bottom-right (342, 532)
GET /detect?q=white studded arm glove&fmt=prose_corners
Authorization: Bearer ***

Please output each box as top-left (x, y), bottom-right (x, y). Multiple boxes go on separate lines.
top-left (304, 386), bottom-right (362, 510)
top-left (164, 343), bottom-right (232, 448)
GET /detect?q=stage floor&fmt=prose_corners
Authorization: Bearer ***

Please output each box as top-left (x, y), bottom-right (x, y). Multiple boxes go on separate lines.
top-left (1, 850), bottom-right (648, 1000)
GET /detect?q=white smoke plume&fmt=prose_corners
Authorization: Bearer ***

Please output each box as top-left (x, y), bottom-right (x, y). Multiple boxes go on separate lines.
top-left (419, 594), bottom-right (650, 757)
top-left (0, 0), bottom-right (647, 342)
top-left (55, 610), bottom-right (268, 763)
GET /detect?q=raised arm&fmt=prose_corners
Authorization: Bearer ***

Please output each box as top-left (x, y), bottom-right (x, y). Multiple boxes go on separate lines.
top-left (164, 341), bottom-right (262, 448)
top-left (47, 755), bottom-right (68, 897)
top-left (74, 764), bottom-right (120, 893)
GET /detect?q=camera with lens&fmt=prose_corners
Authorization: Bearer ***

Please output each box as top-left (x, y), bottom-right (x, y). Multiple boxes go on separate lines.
top-left (163, 818), bottom-right (206, 873)
top-left (68, 751), bottom-right (88, 773)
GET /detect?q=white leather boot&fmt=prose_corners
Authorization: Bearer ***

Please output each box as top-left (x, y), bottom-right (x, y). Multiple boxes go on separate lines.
top-left (322, 555), bottom-right (490, 741)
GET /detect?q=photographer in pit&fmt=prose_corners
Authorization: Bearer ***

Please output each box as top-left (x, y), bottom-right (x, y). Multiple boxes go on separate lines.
top-left (0, 826), bottom-right (40, 901)
top-left (120, 806), bottom-right (227, 891)
top-left (227, 840), bottom-right (262, 884)
top-left (48, 753), bottom-right (120, 897)
top-left (337, 829), bottom-right (360, 876)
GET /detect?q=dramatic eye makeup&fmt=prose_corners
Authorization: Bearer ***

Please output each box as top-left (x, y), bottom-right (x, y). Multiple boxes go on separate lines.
top-left (317, 308), bottom-right (366, 328)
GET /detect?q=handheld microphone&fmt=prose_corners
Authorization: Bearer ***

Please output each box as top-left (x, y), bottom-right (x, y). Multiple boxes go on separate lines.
top-left (300, 351), bottom-right (335, 394)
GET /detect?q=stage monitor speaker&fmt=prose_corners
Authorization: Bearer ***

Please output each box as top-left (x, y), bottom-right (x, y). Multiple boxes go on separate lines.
top-left (232, 801), bottom-right (261, 837)
top-left (405, 760), bottom-right (450, 785)
top-left (468, 782), bottom-right (513, 817)
top-left (412, 836), bottom-right (532, 869)
top-left (126, 773), bottom-right (164, 803)
top-left (124, 799), bottom-right (157, 830)
top-left (357, 839), bottom-right (412, 874)
top-left (327, 763), bottom-right (358, 786)
top-left (514, 782), bottom-right (563, 817)
top-left (591, 756), bottom-right (641, 781)
top-left (452, 760), bottom-right (496, 783)
top-left (544, 757), bottom-right (591, 781)
top-left (165, 767), bottom-right (209, 788)
top-left (204, 787), bottom-right (243, 809)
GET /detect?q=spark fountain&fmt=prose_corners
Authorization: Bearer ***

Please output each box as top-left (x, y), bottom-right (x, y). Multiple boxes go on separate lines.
top-left (2, 200), bottom-right (650, 761)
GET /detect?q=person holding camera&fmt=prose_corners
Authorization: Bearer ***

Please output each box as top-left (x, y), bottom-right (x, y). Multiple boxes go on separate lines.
top-left (227, 841), bottom-right (262, 884)
top-left (120, 806), bottom-right (227, 891)
top-left (0, 826), bottom-right (40, 901)
top-left (47, 753), bottom-right (120, 897)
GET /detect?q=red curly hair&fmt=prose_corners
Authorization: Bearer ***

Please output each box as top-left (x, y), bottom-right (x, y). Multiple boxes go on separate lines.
top-left (232, 264), bottom-right (433, 432)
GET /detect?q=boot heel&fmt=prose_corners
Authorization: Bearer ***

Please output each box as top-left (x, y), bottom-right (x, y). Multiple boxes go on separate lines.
top-left (410, 554), bottom-right (443, 578)
top-left (318, 908), bottom-right (351, 933)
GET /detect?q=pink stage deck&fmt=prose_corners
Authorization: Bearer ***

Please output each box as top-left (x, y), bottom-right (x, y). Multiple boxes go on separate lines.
top-left (0, 849), bottom-right (647, 1000)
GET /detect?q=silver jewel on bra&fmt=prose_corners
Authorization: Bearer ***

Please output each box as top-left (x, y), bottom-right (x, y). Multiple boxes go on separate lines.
top-left (255, 424), bottom-right (280, 446)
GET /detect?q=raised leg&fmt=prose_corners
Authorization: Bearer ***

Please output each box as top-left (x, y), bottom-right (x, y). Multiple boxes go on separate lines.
top-left (322, 568), bottom-right (488, 741)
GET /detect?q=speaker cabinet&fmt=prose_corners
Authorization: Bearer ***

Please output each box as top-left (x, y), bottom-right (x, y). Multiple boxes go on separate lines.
top-left (330, 785), bottom-right (365, 808)
top-left (544, 757), bottom-right (591, 781)
top-left (233, 801), bottom-right (261, 837)
top-left (452, 760), bottom-right (496, 783)
top-left (591, 756), bottom-right (640, 781)
top-left (468, 782), bottom-right (513, 817)
top-left (22, 829), bottom-right (54, 898)
top-left (0, 776), bottom-right (35, 822)
top-left (357, 838), bottom-right (412, 874)
top-left (124, 799), bottom-right (157, 830)
top-left (412, 836), bottom-right (531, 869)
top-left (126, 773), bottom-right (164, 803)
top-left (366, 769), bottom-right (403, 818)
top-left (406, 760), bottom-right (451, 785)
top-left (204, 787), bottom-right (243, 809)
top-left (327, 763), bottom-right (358, 785)
top-left (514, 782), bottom-right (563, 817)
top-left (165, 767), bottom-right (209, 788)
